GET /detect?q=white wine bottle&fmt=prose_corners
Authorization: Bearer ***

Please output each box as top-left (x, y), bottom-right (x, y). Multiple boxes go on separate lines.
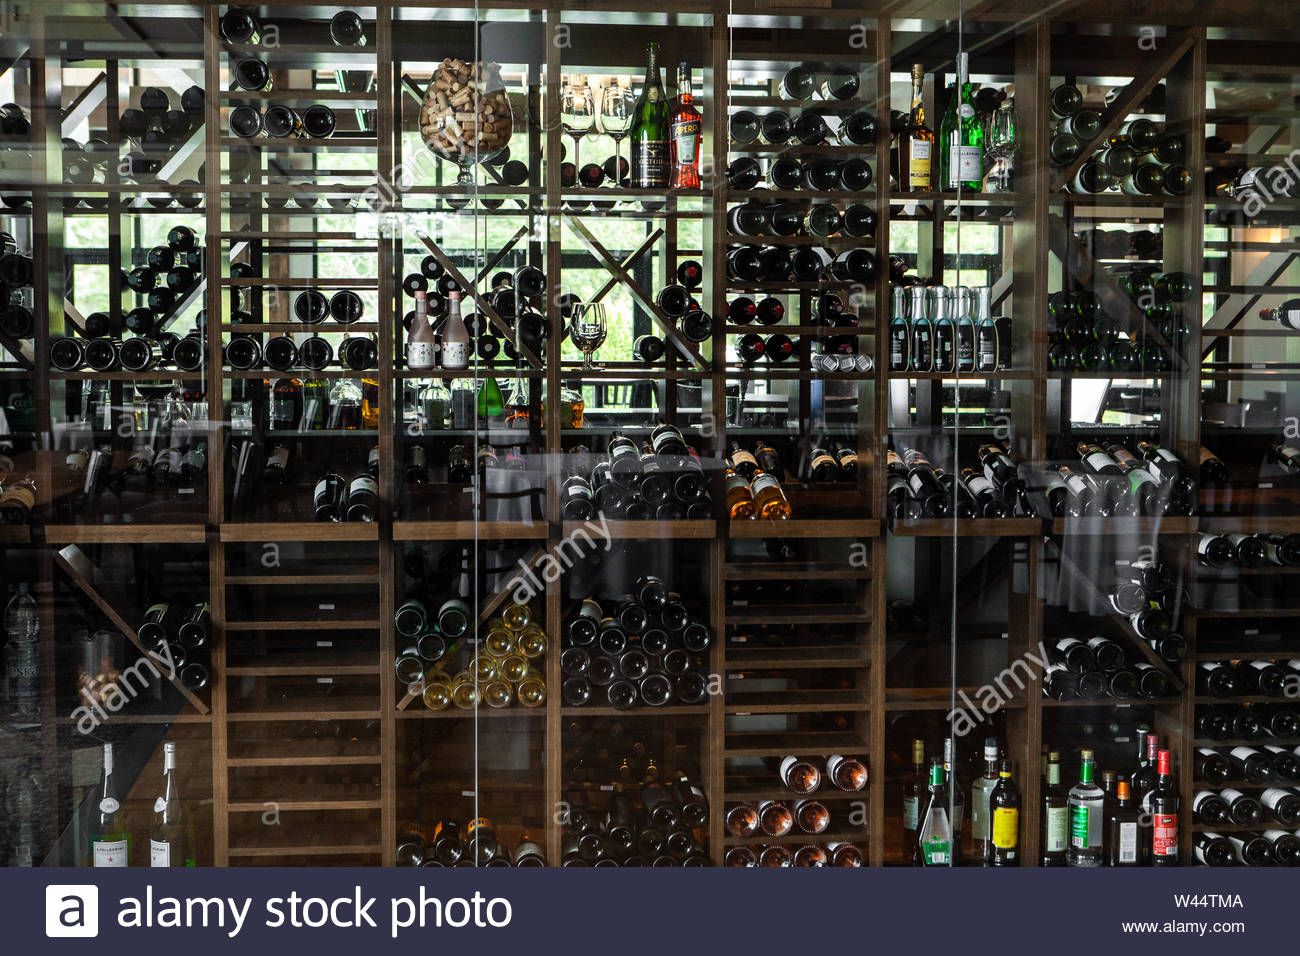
top-left (151, 742), bottom-right (195, 866)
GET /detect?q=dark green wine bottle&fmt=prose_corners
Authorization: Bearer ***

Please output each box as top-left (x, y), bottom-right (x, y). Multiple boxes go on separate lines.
top-left (630, 43), bottom-right (670, 189)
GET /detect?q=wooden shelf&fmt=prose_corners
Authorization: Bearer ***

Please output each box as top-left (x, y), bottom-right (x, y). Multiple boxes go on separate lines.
top-left (23, 8), bottom-right (1295, 872)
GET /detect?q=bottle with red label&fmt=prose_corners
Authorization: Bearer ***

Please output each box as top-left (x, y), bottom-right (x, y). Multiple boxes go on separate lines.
top-left (1150, 748), bottom-right (1180, 866)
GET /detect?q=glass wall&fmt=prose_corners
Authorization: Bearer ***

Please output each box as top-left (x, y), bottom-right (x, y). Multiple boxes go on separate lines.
top-left (2, 2), bottom-right (1298, 872)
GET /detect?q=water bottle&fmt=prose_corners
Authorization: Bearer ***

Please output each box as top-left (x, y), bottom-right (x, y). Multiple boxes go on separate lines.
top-left (4, 583), bottom-right (39, 718)
top-left (5, 760), bottom-right (40, 865)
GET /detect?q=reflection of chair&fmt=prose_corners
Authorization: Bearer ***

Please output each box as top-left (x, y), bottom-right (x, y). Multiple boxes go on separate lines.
top-left (595, 381), bottom-right (659, 410)
top-left (595, 381), bottom-right (635, 407)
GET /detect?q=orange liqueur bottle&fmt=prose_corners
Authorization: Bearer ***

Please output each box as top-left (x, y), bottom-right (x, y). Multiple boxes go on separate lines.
top-left (669, 61), bottom-right (701, 189)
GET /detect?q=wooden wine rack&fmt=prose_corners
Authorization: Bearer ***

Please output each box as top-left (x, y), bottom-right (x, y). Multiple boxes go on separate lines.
top-left (7, 1), bottom-right (1300, 868)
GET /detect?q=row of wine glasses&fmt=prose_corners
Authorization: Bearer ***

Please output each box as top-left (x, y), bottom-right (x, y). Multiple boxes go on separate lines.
top-left (560, 75), bottom-right (637, 178)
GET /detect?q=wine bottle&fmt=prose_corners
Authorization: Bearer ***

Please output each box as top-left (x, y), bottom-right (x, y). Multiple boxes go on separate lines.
top-left (630, 43), bottom-right (670, 189)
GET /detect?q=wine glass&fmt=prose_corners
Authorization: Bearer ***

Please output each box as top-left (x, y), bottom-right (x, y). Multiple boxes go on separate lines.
top-left (570, 302), bottom-right (608, 370)
top-left (984, 104), bottom-right (1018, 193)
top-left (560, 75), bottom-right (595, 170)
top-left (600, 77), bottom-right (636, 187)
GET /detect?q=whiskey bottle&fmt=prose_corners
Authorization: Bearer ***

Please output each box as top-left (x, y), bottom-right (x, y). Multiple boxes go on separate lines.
top-left (898, 64), bottom-right (935, 192)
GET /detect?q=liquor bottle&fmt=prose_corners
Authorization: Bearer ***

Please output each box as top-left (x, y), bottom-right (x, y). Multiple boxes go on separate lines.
top-left (1067, 749), bottom-right (1104, 866)
top-left (902, 738), bottom-right (926, 861)
top-left (440, 290), bottom-right (469, 370)
top-left (1150, 749), bottom-right (1179, 866)
top-left (989, 760), bottom-right (1019, 866)
top-left (1041, 751), bottom-right (1068, 865)
top-left (897, 64), bottom-right (934, 192)
top-left (915, 758), bottom-right (952, 866)
top-left (970, 737), bottom-right (1000, 864)
top-left (942, 736), bottom-right (965, 860)
top-left (669, 62), bottom-right (701, 190)
top-left (89, 743), bottom-right (130, 866)
top-left (151, 742), bottom-right (194, 866)
top-left (938, 53), bottom-right (984, 192)
top-left (1106, 780), bottom-right (1142, 866)
top-left (630, 43), bottom-right (670, 189)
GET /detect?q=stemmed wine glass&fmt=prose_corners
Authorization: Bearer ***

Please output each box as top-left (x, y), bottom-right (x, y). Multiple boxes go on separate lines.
top-left (569, 302), bottom-right (608, 370)
top-left (600, 77), bottom-right (636, 187)
top-left (984, 104), bottom-right (1018, 193)
top-left (560, 75), bottom-right (595, 170)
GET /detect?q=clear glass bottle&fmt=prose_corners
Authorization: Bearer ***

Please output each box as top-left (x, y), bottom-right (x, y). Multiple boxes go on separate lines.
top-left (89, 743), bottom-right (130, 866)
top-left (420, 380), bottom-right (450, 430)
top-left (1067, 748), bottom-right (1105, 866)
top-left (151, 741), bottom-right (195, 866)
top-left (326, 377), bottom-right (363, 430)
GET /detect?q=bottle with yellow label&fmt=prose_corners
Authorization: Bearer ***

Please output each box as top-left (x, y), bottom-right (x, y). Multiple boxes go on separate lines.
top-left (724, 468), bottom-right (757, 519)
top-left (751, 471), bottom-right (792, 519)
top-left (990, 759), bottom-right (1020, 866)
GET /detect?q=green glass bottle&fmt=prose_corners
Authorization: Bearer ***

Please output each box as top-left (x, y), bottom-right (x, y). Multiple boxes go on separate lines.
top-left (939, 52), bottom-right (984, 191)
top-left (630, 42), bottom-right (670, 189)
top-left (478, 376), bottom-right (504, 419)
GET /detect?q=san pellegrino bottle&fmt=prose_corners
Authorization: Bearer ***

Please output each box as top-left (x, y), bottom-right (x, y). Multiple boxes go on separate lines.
top-left (90, 743), bottom-right (130, 866)
top-left (151, 741), bottom-right (195, 866)
top-left (939, 52), bottom-right (984, 191)
top-left (915, 758), bottom-right (952, 865)
top-left (1067, 749), bottom-right (1105, 866)
top-left (630, 43), bottom-right (670, 189)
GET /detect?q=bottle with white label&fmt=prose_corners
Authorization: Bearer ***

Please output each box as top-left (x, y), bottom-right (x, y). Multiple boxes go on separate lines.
top-left (406, 289), bottom-right (437, 370)
top-left (440, 290), bottom-right (470, 370)
top-left (1106, 780), bottom-right (1142, 865)
top-left (89, 742), bottom-right (130, 866)
top-left (969, 736), bottom-right (1000, 863)
top-left (151, 741), bottom-right (195, 866)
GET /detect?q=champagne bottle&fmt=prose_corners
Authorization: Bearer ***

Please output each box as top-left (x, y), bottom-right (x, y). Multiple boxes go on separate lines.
top-left (630, 43), bottom-right (670, 189)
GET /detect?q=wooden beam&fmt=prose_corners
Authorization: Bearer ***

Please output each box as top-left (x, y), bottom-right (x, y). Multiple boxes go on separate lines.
top-left (1054, 31), bottom-right (1196, 189)
top-left (565, 217), bottom-right (707, 370)
top-left (54, 545), bottom-right (211, 714)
